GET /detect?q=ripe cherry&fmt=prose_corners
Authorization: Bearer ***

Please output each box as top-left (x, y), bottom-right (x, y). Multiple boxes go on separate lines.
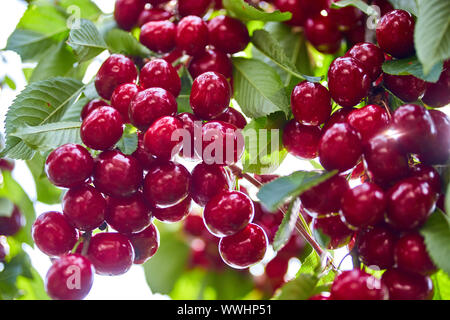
top-left (331, 269), bottom-right (388, 300)
top-left (304, 14), bottom-right (343, 54)
top-left (188, 49), bottom-right (233, 79)
top-left (184, 213), bottom-right (206, 237)
top-left (177, 112), bottom-right (202, 159)
top-left (140, 59), bottom-right (181, 97)
top-left (420, 109), bottom-right (450, 165)
top-left (189, 162), bottom-right (230, 206)
top-left (143, 116), bottom-right (184, 160)
top-left (274, 0), bottom-right (306, 26)
top-left (394, 233), bottom-right (436, 275)
top-left (371, 0), bottom-right (394, 17)
top-left (283, 120), bottom-right (322, 160)
top-left (422, 61), bottom-right (450, 107)
top-left (0, 205), bottom-right (24, 236)
top-left (265, 255), bottom-right (289, 279)
top-left (45, 144), bottom-right (93, 188)
top-left (214, 108), bottom-right (247, 130)
top-left (132, 132), bottom-right (160, 169)
top-left (384, 74), bottom-right (426, 102)
top-left (309, 293), bottom-right (331, 300)
top-left (138, 7), bottom-right (174, 27)
top-left (346, 104), bottom-right (390, 143)
top-left (45, 254), bottom-right (94, 300)
top-left (219, 223), bottom-right (268, 269)
top-left (322, 107), bottom-right (354, 132)
top-left (357, 225), bottom-right (396, 269)
top-left (176, 16), bottom-right (209, 56)
top-left (312, 215), bottom-right (353, 249)
top-left (330, 1), bottom-right (363, 32)
top-left (114, 0), bottom-right (145, 31)
top-left (344, 23), bottom-right (365, 47)
top-left (410, 164), bottom-right (442, 194)
top-left (111, 83), bottom-right (140, 123)
top-left (178, 0), bottom-right (212, 17)
top-left (382, 268), bottom-right (433, 300)
top-left (346, 43), bottom-right (385, 81)
top-left (140, 20), bottom-right (176, 53)
top-left (291, 81), bottom-right (331, 126)
top-left (278, 233), bottom-right (306, 259)
top-left (208, 16), bottom-right (250, 54)
top-left (81, 99), bottom-right (109, 120)
top-left (152, 196), bottom-right (192, 223)
top-left (129, 223), bottom-right (160, 264)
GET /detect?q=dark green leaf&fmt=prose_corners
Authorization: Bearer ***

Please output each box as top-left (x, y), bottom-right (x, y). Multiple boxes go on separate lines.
top-left (275, 273), bottom-right (319, 300)
top-left (68, 19), bottom-right (108, 62)
top-left (382, 56), bottom-right (443, 82)
top-left (104, 29), bottom-right (152, 57)
top-left (223, 0), bottom-right (292, 22)
top-left (272, 199), bottom-right (301, 251)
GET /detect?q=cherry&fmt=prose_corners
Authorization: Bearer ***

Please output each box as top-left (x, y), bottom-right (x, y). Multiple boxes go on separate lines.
top-left (394, 233), bottom-right (436, 275)
top-left (132, 132), bottom-right (160, 169)
top-left (330, 269), bottom-right (388, 300)
top-left (278, 233), bottom-right (306, 259)
top-left (265, 255), bottom-right (289, 279)
top-left (201, 121), bottom-right (244, 165)
top-left (283, 120), bottom-right (322, 160)
top-left (143, 116), bottom-right (184, 160)
top-left (106, 192), bottom-right (152, 234)
top-left (357, 225), bottom-right (396, 269)
top-left (81, 106), bottom-right (124, 151)
top-left (219, 223), bottom-right (268, 269)
top-left (253, 174), bottom-right (279, 185)
top-left (376, 9), bottom-right (415, 58)
top-left (190, 72), bottom-right (231, 120)
top-left (129, 87), bottom-right (177, 131)
top-left (176, 16), bottom-right (209, 56)
top-left (319, 122), bottom-right (363, 172)
top-left (45, 144), bottom-right (93, 188)
top-left (111, 83), bottom-right (140, 123)
top-left (382, 268), bottom-right (433, 300)
top-left (177, 112), bottom-right (202, 159)
top-left (188, 49), bottom-right (233, 80)
top-left (140, 59), bottom-right (181, 97)
top-left (87, 232), bottom-right (134, 276)
top-left (312, 215), bottom-right (353, 249)
top-left (0, 205), bottom-right (24, 236)
top-left (138, 7), bottom-right (174, 27)
top-left (341, 182), bottom-right (386, 229)
top-left (422, 61), bottom-right (450, 107)
top-left (178, 0), bottom-right (212, 17)
top-left (45, 254), bottom-right (94, 300)
top-left (346, 104), bottom-right (390, 143)
top-left (183, 213), bottom-right (206, 237)
top-left (386, 177), bottom-right (436, 230)
top-left (214, 108), bottom-right (247, 130)
top-left (114, 0), bottom-right (146, 31)
top-left (274, 0), bottom-right (306, 26)
top-left (300, 0), bottom-right (330, 17)
top-left (253, 204), bottom-right (284, 243)
top-left (420, 109), bottom-right (450, 165)
top-left (330, 1), bottom-right (363, 31)
top-left (309, 293), bottom-right (331, 300)
top-left (300, 175), bottom-right (349, 217)
top-left (32, 211), bottom-right (78, 256)
top-left (304, 14), bottom-right (343, 54)
top-left (93, 150), bottom-right (143, 198)
top-left (344, 22), bottom-right (365, 47)
top-left (0, 242), bottom-right (6, 262)
top-left (384, 74), bottom-right (426, 103)
top-left (140, 20), bottom-right (176, 53)
top-left (410, 164), bottom-right (442, 194)
top-left (189, 162), bottom-right (230, 206)
top-left (371, 0), bottom-right (394, 17)
top-left (95, 54), bottom-right (137, 100)
top-left (322, 108), bottom-right (354, 132)
top-left (208, 16), bottom-right (250, 54)
top-left (129, 223), bottom-right (160, 264)
top-left (143, 161), bottom-right (190, 206)
top-left (152, 196), bottom-right (192, 223)
top-left (346, 43), bottom-right (385, 81)
top-left (80, 99), bottom-right (109, 120)
top-left (291, 81), bottom-right (332, 126)
top-left (328, 56), bottom-right (371, 108)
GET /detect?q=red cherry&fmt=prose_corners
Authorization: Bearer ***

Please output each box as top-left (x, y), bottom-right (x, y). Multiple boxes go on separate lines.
top-left (140, 59), bottom-right (181, 97)
top-left (176, 16), bottom-right (209, 56)
top-left (394, 233), bottom-right (436, 275)
top-left (322, 107), bottom-right (354, 132)
top-left (331, 269), bottom-right (388, 300)
top-left (80, 99), bottom-right (109, 120)
top-left (208, 16), bottom-right (250, 54)
top-left (129, 223), bottom-right (160, 264)
top-left (346, 104), bottom-right (390, 143)
top-left (0, 242), bottom-right (6, 262)
top-left (213, 108), bottom-right (247, 130)
top-left (189, 162), bottom-right (230, 206)
top-left (114, 0), bottom-right (146, 31)
top-left (0, 205), bottom-right (24, 236)
top-left (132, 132), bottom-right (160, 169)
top-left (420, 109), bottom-right (450, 165)
top-left (309, 293), bottom-right (332, 300)
top-left (188, 49), bottom-right (232, 79)
top-left (357, 225), bottom-right (396, 269)
top-left (265, 255), bottom-right (289, 279)
top-left (329, 1), bottom-right (363, 31)
top-left (140, 20), bottom-right (176, 53)
top-left (299, 0), bottom-right (330, 17)
top-left (152, 196), bottom-right (192, 223)
top-left (111, 83), bottom-right (140, 123)
top-left (278, 233), bottom-right (306, 259)
top-left (382, 268), bottom-right (433, 300)
top-left (304, 14), bottom-right (343, 54)
top-left (143, 116), bottom-right (184, 160)
top-left (178, 0), bottom-right (212, 17)
top-left (422, 61), bottom-right (450, 107)
top-left (274, 0), bottom-right (307, 26)
top-left (138, 7), bottom-right (174, 27)
top-left (346, 43), bottom-right (385, 81)
top-left (183, 213), bottom-right (206, 237)
top-left (291, 81), bottom-right (332, 126)
top-left (283, 120), bottom-right (322, 159)
top-left (410, 164), bottom-right (442, 194)
top-left (371, 0), bottom-right (394, 17)
top-left (177, 112), bottom-right (202, 159)
top-left (344, 22), bottom-right (366, 47)
top-left (312, 215), bottom-right (353, 249)
top-left (384, 74), bottom-right (426, 102)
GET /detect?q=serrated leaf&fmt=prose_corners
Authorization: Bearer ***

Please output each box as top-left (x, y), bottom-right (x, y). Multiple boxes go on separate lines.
top-left (104, 29), bottom-right (152, 57)
top-left (232, 57), bottom-right (290, 118)
top-left (382, 56), bottom-right (443, 82)
top-left (223, 0), bottom-right (292, 22)
top-left (61, 96), bottom-right (89, 122)
top-left (257, 170), bottom-right (337, 212)
top-left (331, 0), bottom-right (377, 16)
top-left (414, 0), bottom-right (450, 75)
top-left (275, 273), bottom-right (319, 300)
top-left (177, 67), bottom-right (194, 113)
top-left (115, 126), bottom-right (138, 155)
top-left (388, 0), bottom-right (418, 16)
top-left (0, 198), bottom-right (15, 218)
top-left (272, 198), bottom-right (301, 251)
top-left (68, 19), bottom-right (107, 62)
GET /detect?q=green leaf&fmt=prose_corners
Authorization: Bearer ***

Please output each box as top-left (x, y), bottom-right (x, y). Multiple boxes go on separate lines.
top-left (445, 183), bottom-right (450, 215)
top-left (431, 270), bottom-right (450, 300)
top-left (257, 170), bottom-right (337, 212)
top-left (60, 96), bottom-right (89, 122)
top-left (331, 0), bottom-right (378, 16)
top-left (0, 198), bottom-right (15, 217)
top-left (223, 0), bottom-right (292, 22)
top-left (272, 199), bottom-right (301, 251)
top-left (115, 126), bottom-right (138, 155)
top-left (232, 57), bottom-right (291, 118)
top-left (177, 67), bottom-right (194, 114)
top-left (275, 273), bottom-right (319, 300)
top-left (16, 267), bottom-right (50, 300)
top-left (3, 75), bottom-right (16, 90)
top-left (59, 0), bottom-right (102, 20)
top-left (388, 0), bottom-right (419, 16)
top-left (68, 19), bottom-right (108, 62)
top-left (414, 0), bottom-right (450, 75)
top-left (382, 56), bottom-right (443, 82)
top-left (104, 29), bottom-right (152, 57)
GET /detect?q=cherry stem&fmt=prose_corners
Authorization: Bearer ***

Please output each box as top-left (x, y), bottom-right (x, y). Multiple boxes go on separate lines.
top-left (81, 231), bottom-right (92, 256)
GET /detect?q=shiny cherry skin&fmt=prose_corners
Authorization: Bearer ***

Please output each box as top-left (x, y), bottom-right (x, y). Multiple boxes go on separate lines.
top-left (111, 83), bottom-right (140, 123)
top-left (422, 61), bottom-right (450, 107)
top-left (81, 106), bottom-right (124, 151)
top-left (394, 233), bottom-right (436, 275)
top-left (143, 116), bottom-right (184, 160)
top-left (32, 211), bottom-right (78, 256)
top-left (62, 185), bottom-right (106, 231)
top-left (330, 1), bottom-right (363, 31)
top-left (346, 42), bottom-right (385, 81)
top-left (129, 223), bottom-right (160, 264)
top-left (291, 81), bottom-right (331, 126)
top-left (214, 108), bottom-right (247, 130)
top-left (152, 196), bottom-right (192, 223)
top-left (93, 150), bottom-right (143, 198)
top-left (129, 87), bottom-right (177, 131)
top-left (382, 268), bottom-right (433, 300)
top-left (254, 205), bottom-right (283, 244)
top-left (138, 7), bottom-right (174, 27)
top-left (0, 206), bottom-right (23, 236)
top-left (384, 74), bottom-right (426, 102)
top-left (80, 99), bottom-right (109, 120)
top-left (188, 49), bottom-right (233, 79)
top-left (386, 177), bottom-right (437, 230)
top-left (344, 22), bottom-right (366, 47)
top-left (208, 16), bottom-right (250, 54)
top-left (140, 20), bottom-right (176, 53)
top-left (219, 223), bottom-right (268, 269)
top-left (376, 9), bottom-right (415, 58)
top-left (132, 132), bottom-right (160, 169)
top-left (45, 254), bottom-right (94, 300)
top-left (114, 0), bottom-right (146, 31)
top-left (106, 192), bottom-right (152, 234)
top-left (274, 0), bottom-right (307, 26)
top-left (346, 104), bottom-right (390, 143)
top-left (328, 56), bottom-right (371, 108)
top-left (331, 269), bottom-right (388, 300)
top-left (410, 164), bottom-right (442, 194)
top-left (322, 107), bottom-right (354, 132)
top-left (177, 112), bottom-right (202, 159)
top-left (176, 16), bottom-right (209, 56)
top-left (420, 109), bottom-right (450, 165)
top-left (87, 232), bottom-right (134, 276)
top-left (304, 14), bottom-right (343, 54)
top-left (45, 144), bottom-right (94, 188)
top-left (309, 293), bottom-right (332, 300)
top-left (189, 162), bottom-right (230, 206)
top-left (140, 59), bottom-right (181, 97)
top-left (190, 72), bottom-right (230, 120)
top-left (178, 0), bottom-right (212, 17)
top-left (283, 120), bottom-right (322, 159)
top-left (143, 161), bottom-right (190, 207)
top-left (95, 54), bottom-right (137, 100)
top-left (341, 182), bottom-right (386, 229)
top-left (312, 215), bottom-right (353, 249)
top-left (357, 225), bottom-right (396, 269)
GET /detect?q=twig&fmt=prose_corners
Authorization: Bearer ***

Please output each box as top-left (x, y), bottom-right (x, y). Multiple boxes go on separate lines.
top-left (81, 231), bottom-right (92, 256)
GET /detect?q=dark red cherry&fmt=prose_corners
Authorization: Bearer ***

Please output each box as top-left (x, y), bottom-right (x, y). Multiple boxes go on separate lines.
top-left (188, 49), bottom-right (232, 79)
top-left (274, 0), bottom-right (307, 26)
top-left (312, 215), bottom-right (353, 249)
top-left (152, 196), bottom-right (192, 223)
top-left (81, 106), bottom-right (124, 151)
top-left (304, 14), bottom-right (343, 54)
top-left (129, 223), bottom-right (159, 264)
top-left (0, 205), bottom-right (23, 236)
top-left (322, 107), bottom-right (354, 132)
top-left (129, 87), bottom-right (177, 131)
top-left (32, 211), bottom-right (78, 256)
top-left (178, 0), bottom-right (212, 17)
top-left (114, 0), bottom-right (146, 31)
top-left (138, 7), bottom-right (174, 27)
top-left (420, 109), bottom-right (450, 165)
top-left (410, 164), bottom-right (442, 194)
top-left (331, 269), bottom-right (388, 300)
top-left (422, 61), bottom-right (450, 107)
top-left (384, 74), bottom-right (426, 102)
top-left (328, 56), bottom-right (371, 108)
top-left (371, 0), bottom-right (394, 17)
top-left (346, 104), bottom-right (390, 143)
top-left (299, 0), bottom-right (330, 17)
top-left (132, 132), bottom-right (160, 169)
top-left (309, 293), bottom-right (332, 300)
top-left (283, 120), bottom-right (322, 159)
top-left (219, 223), bottom-right (268, 269)
top-left (80, 99), bottom-right (109, 120)
top-left (111, 83), bottom-right (140, 123)
top-left (376, 9), bottom-right (415, 58)
top-left (45, 254), bottom-right (94, 300)
top-left (93, 150), bottom-right (143, 198)
top-left (394, 233), bottom-right (436, 275)
top-left (143, 116), bottom-right (183, 160)
top-left (140, 20), bottom-right (176, 53)
top-left (346, 43), bottom-right (385, 81)
top-left (183, 213), bottom-right (206, 237)
top-left (87, 232), bottom-right (134, 276)
top-left (208, 15), bottom-right (250, 54)
top-left (265, 255), bottom-right (289, 279)
top-left (95, 54), bottom-right (137, 100)
top-left (329, 0), bottom-right (363, 31)
top-left (344, 22), bottom-right (365, 47)
top-left (214, 108), bottom-right (247, 129)
top-left (357, 225), bottom-right (396, 269)
top-left (382, 268), bottom-right (433, 300)
top-left (176, 16), bottom-right (209, 56)
top-left (189, 162), bottom-right (230, 206)
top-left (140, 59), bottom-right (181, 97)
top-left (177, 112), bottom-right (202, 159)
top-left (45, 144), bottom-right (93, 188)
top-left (291, 81), bottom-right (331, 126)
top-left (278, 233), bottom-right (306, 259)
